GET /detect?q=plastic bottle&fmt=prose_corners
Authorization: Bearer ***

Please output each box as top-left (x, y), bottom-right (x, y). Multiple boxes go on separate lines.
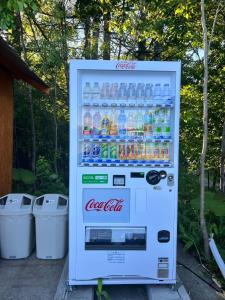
top-left (135, 110), bottom-right (144, 136)
top-left (144, 110), bottom-right (153, 137)
top-left (92, 82), bottom-right (100, 100)
top-left (92, 110), bottom-right (101, 136)
top-left (136, 83), bottom-right (144, 99)
top-left (118, 83), bottom-right (127, 100)
top-left (83, 109), bottom-right (92, 136)
top-left (101, 110), bottom-right (110, 136)
top-left (118, 110), bottom-right (127, 137)
top-left (127, 111), bottom-right (135, 137)
top-left (154, 83), bottom-right (162, 97)
top-left (109, 109), bottom-right (118, 136)
top-left (162, 108), bottom-right (171, 138)
top-left (101, 83), bottom-right (109, 99)
top-left (105, 82), bottom-right (110, 99)
top-left (110, 83), bottom-right (118, 99)
top-left (153, 109), bottom-right (162, 138)
top-left (162, 84), bottom-right (170, 97)
top-left (127, 83), bottom-right (136, 101)
top-left (145, 83), bottom-right (153, 101)
top-left (83, 82), bottom-right (91, 100)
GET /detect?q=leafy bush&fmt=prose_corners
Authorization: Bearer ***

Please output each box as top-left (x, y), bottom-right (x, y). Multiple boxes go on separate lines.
top-left (35, 156), bottom-right (67, 195)
top-left (12, 156), bottom-right (68, 196)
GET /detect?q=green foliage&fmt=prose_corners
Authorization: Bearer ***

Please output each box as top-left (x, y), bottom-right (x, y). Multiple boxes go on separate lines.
top-left (35, 156), bottom-right (67, 196)
top-left (179, 189), bottom-right (225, 286)
top-left (96, 279), bottom-right (110, 300)
top-left (191, 191), bottom-right (225, 217)
top-left (0, 0), bottom-right (38, 29)
top-left (13, 168), bottom-right (36, 194)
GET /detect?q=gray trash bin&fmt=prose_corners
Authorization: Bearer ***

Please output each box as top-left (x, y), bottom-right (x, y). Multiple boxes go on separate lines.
top-left (0, 193), bottom-right (35, 259)
top-left (33, 194), bottom-right (68, 259)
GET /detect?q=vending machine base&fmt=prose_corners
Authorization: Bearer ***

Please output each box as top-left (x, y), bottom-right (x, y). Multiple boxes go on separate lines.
top-left (68, 278), bottom-right (176, 286)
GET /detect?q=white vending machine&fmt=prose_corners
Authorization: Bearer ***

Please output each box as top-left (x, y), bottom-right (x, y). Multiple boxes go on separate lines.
top-left (69, 60), bottom-right (181, 285)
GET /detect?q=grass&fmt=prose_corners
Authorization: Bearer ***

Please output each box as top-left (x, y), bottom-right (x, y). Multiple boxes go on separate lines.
top-left (191, 191), bottom-right (225, 217)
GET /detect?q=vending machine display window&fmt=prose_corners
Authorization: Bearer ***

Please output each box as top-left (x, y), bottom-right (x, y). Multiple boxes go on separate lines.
top-left (85, 227), bottom-right (146, 250)
top-left (78, 70), bottom-right (176, 168)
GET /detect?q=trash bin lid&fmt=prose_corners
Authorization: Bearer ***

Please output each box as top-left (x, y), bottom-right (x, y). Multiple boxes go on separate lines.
top-left (0, 193), bottom-right (35, 215)
top-left (33, 194), bottom-right (68, 216)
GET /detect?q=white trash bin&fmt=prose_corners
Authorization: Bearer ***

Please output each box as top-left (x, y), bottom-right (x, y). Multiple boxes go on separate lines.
top-left (33, 194), bottom-right (68, 259)
top-left (0, 193), bottom-right (35, 259)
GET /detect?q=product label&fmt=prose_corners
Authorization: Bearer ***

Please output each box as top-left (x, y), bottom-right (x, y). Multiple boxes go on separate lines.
top-left (83, 188), bottom-right (130, 223)
top-left (82, 174), bottom-right (108, 184)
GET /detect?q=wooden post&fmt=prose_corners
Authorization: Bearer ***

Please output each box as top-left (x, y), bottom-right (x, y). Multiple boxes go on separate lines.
top-left (0, 67), bottom-right (13, 196)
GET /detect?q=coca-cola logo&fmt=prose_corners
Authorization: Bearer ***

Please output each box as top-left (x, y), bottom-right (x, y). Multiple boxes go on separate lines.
top-left (85, 198), bottom-right (124, 212)
top-left (116, 61), bottom-right (136, 70)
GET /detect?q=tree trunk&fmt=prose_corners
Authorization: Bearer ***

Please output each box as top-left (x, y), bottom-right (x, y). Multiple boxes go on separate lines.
top-left (84, 19), bottom-right (91, 59)
top-left (200, 0), bottom-right (210, 260)
top-left (91, 18), bottom-right (100, 59)
top-left (53, 79), bottom-right (58, 175)
top-left (220, 122), bottom-right (225, 192)
top-left (137, 39), bottom-right (146, 61)
top-left (59, 0), bottom-right (69, 97)
top-left (18, 13), bottom-right (37, 174)
top-left (153, 40), bottom-right (162, 61)
top-left (103, 11), bottom-right (111, 60)
top-left (212, 168), bottom-right (217, 190)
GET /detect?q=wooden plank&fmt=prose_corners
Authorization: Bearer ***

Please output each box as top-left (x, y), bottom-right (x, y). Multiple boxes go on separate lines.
top-left (0, 67), bottom-right (13, 196)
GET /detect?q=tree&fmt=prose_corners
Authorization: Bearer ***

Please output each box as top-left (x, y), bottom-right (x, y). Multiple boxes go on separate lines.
top-left (200, 0), bottom-right (221, 259)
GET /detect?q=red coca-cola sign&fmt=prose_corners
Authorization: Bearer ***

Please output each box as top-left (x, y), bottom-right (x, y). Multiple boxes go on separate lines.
top-left (116, 61), bottom-right (136, 70)
top-left (85, 198), bottom-right (124, 212)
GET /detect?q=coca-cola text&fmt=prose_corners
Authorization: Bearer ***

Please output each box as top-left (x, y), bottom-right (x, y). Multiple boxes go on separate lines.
top-left (116, 61), bottom-right (136, 70)
top-left (85, 198), bottom-right (124, 212)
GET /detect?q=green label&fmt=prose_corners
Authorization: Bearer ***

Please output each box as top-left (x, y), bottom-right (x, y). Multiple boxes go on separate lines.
top-left (82, 174), bottom-right (108, 184)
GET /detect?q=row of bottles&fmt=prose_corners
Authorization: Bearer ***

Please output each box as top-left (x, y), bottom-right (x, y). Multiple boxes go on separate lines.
top-left (83, 108), bottom-right (171, 139)
top-left (82, 142), bottom-right (170, 161)
top-left (83, 82), bottom-right (173, 101)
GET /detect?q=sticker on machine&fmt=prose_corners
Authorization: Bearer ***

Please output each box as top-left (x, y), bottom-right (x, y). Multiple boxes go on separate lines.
top-left (82, 174), bottom-right (108, 184)
top-left (107, 251), bottom-right (125, 264)
top-left (83, 188), bottom-right (130, 223)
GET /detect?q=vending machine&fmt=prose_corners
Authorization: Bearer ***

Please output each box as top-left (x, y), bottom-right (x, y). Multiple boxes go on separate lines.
top-left (69, 60), bottom-right (181, 285)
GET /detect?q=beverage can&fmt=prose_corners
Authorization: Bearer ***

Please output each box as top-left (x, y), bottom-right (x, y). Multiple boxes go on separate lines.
top-left (163, 143), bottom-right (169, 160)
top-left (153, 143), bottom-right (159, 160)
top-left (118, 143), bottom-right (126, 160)
top-left (109, 143), bottom-right (117, 159)
top-left (101, 143), bottom-right (109, 159)
top-left (136, 143), bottom-right (145, 159)
top-left (92, 144), bottom-right (101, 159)
top-left (83, 143), bottom-right (92, 158)
top-left (145, 143), bottom-right (153, 160)
top-left (127, 143), bottom-right (135, 159)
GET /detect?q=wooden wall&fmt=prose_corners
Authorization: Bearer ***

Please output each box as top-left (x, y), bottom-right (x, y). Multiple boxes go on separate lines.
top-left (0, 67), bottom-right (13, 196)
